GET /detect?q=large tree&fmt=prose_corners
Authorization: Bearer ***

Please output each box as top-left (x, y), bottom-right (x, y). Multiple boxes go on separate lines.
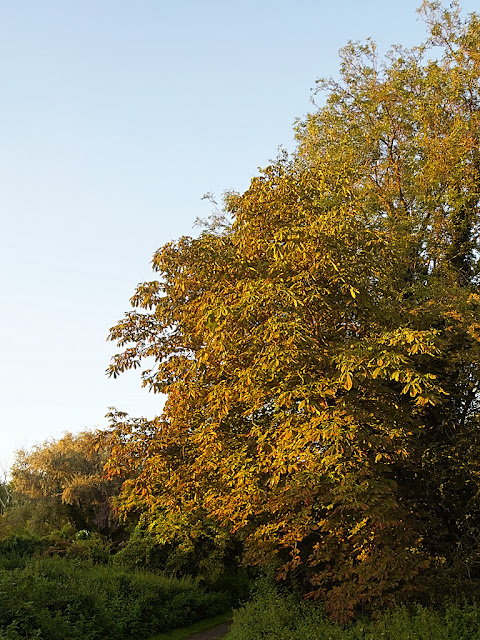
top-left (106, 1), bottom-right (480, 620)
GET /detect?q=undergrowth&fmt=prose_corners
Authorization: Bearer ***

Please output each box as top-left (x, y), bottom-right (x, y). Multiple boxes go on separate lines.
top-left (0, 555), bottom-right (228, 640)
top-left (225, 577), bottom-right (480, 640)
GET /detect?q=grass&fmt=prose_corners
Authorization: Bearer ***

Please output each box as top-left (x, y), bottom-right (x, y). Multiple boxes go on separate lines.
top-left (147, 610), bottom-right (232, 640)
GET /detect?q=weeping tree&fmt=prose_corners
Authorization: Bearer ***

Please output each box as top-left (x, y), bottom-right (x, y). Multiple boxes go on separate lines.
top-left (105, 2), bottom-right (480, 620)
top-left (10, 431), bottom-right (123, 535)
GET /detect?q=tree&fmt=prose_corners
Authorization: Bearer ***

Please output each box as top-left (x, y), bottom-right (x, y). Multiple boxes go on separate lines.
top-left (10, 430), bottom-right (122, 535)
top-left (106, 2), bottom-right (480, 620)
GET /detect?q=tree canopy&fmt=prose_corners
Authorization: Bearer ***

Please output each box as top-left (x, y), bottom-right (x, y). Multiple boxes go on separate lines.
top-left (10, 431), bottom-right (122, 535)
top-left (105, 1), bottom-right (480, 620)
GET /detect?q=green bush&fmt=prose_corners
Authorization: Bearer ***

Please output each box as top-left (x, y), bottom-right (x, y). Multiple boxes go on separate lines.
top-left (113, 517), bottom-right (243, 587)
top-left (43, 529), bottom-right (112, 563)
top-left (112, 525), bottom-right (171, 572)
top-left (205, 571), bottom-right (252, 606)
top-left (0, 534), bottom-right (46, 558)
top-left (0, 534), bottom-right (47, 570)
top-left (0, 555), bottom-right (229, 640)
top-left (225, 578), bottom-right (480, 640)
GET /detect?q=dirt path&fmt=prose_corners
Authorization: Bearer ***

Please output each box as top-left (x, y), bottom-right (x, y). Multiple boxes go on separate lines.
top-left (184, 621), bottom-right (231, 640)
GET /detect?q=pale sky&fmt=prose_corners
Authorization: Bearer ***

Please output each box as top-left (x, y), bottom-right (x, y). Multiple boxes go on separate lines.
top-left (1, 0), bottom-right (477, 472)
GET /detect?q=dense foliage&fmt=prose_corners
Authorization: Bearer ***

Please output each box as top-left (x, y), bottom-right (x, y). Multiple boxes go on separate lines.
top-left (0, 438), bottom-right (245, 639)
top-left (225, 578), bottom-right (480, 640)
top-left (105, 1), bottom-right (480, 621)
top-left (0, 554), bottom-right (228, 640)
top-left (2, 431), bottom-right (122, 538)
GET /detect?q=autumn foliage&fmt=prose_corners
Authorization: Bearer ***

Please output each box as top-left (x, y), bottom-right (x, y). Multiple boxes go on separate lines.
top-left (106, 2), bottom-right (480, 621)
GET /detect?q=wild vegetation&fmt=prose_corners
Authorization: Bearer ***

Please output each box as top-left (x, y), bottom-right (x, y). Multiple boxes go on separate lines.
top-left (0, 435), bottom-right (245, 640)
top-left (0, 551), bottom-right (228, 640)
top-left (2, 1), bottom-right (480, 638)
top-left (226, 578), bottom-right (480, 640)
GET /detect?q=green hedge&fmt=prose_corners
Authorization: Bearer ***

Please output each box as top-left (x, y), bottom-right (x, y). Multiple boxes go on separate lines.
top-left (0, 556), bottom-right (229, 640)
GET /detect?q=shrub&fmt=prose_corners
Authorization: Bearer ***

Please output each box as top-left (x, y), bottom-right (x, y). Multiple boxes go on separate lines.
top-left (0, 534), bottom-right (45, 558)
top-left (225, 579), bottom-right (480, 640)
top-left (0, 555), bottom-right (229, 640)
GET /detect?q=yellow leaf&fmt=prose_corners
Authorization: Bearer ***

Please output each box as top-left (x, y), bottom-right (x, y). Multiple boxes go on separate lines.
top-left (344, 373), bottom-right (353, 391)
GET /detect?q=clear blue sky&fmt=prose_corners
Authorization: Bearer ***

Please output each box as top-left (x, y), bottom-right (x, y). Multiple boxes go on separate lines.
top-left (1, 1), bottom-right (477, 472)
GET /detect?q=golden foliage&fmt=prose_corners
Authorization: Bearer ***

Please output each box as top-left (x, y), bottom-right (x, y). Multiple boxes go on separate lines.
top-left (106, 2), bottom-right (480, 620)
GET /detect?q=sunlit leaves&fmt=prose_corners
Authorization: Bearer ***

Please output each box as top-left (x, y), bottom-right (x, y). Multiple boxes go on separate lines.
top-left (106, 2), bottom-right (480, 621)
top-left (11, 431), bottom-right (122, 533)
